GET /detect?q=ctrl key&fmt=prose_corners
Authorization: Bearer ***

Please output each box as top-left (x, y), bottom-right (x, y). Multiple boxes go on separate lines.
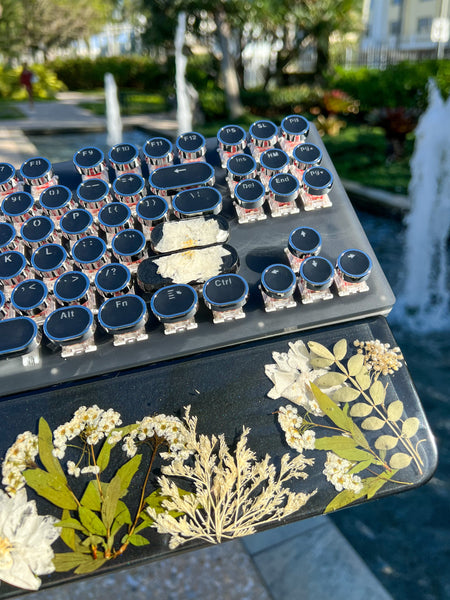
top-left (43, 305), bottom-right (96, 357)
top-left (0, 316), bottom-right (41, 366)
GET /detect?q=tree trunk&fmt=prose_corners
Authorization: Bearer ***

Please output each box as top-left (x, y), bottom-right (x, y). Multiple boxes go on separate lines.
top-left (215, 9), bottom-right (244, 120)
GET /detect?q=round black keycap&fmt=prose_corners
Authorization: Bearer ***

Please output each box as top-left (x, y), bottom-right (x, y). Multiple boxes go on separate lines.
top-left (72, 236), bottom-right (107, 268)
top-left (173, 187), bottom-right (222, 217)
top-left (303, 166), bottom-right (333, 196)
top-left (281, 115), bottom-right (309, 140)
top-left (20, 216), bottom-right (54, 246)
top-left (0, 222), bottom-right (15, 252)
top-left (112, 229), bottom-right (146, 262)
top-left (261, 264), bottom-right (296, 298)
top-left (151, 284), bottom-right (198, 323)
top-left (44, 305), bottom-right (94, 344)
top-left (0, 163), bottom-right (17, 193)
top-left (337, 249), bottom-right (372, 283)
top-left (226, 154), bottom-right (257, 180)
top-left (260, 148), bottom-right (289, 173)
top-left (20, 157), bottom-right (52, 184)
top-left (217, 125), bottom-right (246, 151)
top-left (1, 191), bottom-right (34, 222)
top-left (39, 185), bottom-right (72, 214)
top-left (203, 274), bottom-right (248, 311)
top-left (98, 294), bottom-right (147, 333)
top-left (143, 137), bottom-right (173, 163)
top-left (11, 279), bottom-right (47, 314)
top-left (113, 173), bottom-right (146, 202)
top-left (77, 178), bottom-right (110, 207)
top-left (109, 143), bottom-right (139, 167)
top-left (288, 227), bottom-right (322, 258)
top-left (54, 271), bottom-right (90, 304)
top-left (249, 120), bottom-right (278, 143)
top-left (234, 179), bottom-right (266, 209)
top-left (95, 263), bottom-right (131, 296)
top-left (31, 243), bottom-right (66, 274)
top-left (0, 316), bottom-right (39, 356)
top-left (60, 209), bottom-right (93, 237)
top-left (300, 256), bottom-right (334, 290)
top-left (98, 202), bottom-right (131, 232)
top-left (269, 173), bottom-right (299, 203)
top-left (176, 131), bottom-right (205, 154)
top-left (0, 251), bottom-right (27, 285)
top-left (293, 143), bottom-right (322, 170)
top-left (136, 195), bottom-right (168, 225)
top-left (73, 146), bottom-right (105, 170)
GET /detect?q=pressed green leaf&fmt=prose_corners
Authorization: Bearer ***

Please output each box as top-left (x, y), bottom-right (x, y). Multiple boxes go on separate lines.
top-left (387, 400), bottom-right (404, 422)
top-left (333, 387), bottom-right (361, 403)
top-left (53, 552), bottom-right (93, 572)
top-left (308, 341), bottom-right (334, 360)
top-left (347, 354), bottom-right (365, 376)
top-left (24, 469), bottom-right (78, 510)
top-left (96, 440), bottom-right (112, 472)
top-left (80, 480), bottom-right (105, 511)
top-left (348, 459), bottom-right (372, 475)
top-left (111, 501), bottom-right (132, 536)
top-left (315, 435), bottom-right (357, 451)
top-left (102, 475), bottom-right (122, 530)
top-left (402, 417), bottom-right (420, 438)
top-left (375, 435), bottom-right (399, 451)
top-left (74, 558), bottom-right (107, 575)
top-left (310, 383), bottom-right (352, 431)
top-left (333, 339), bottom-right (347, 361)
top-left (361, 416), bottom-right (385, 431)
top-left (56, 518), bottom-right (89, 534)
top-left (365, 469), bottom-right (398, 499)
top-left (116, 454), bottom-right (142, 497)
top-left (389, 452), bottom-right (413, 470)
top-left (126, 533), bottom-right (150, 547)
top-left (355, 371), bottom-right (371, 391)
top-left (310, 357), bottom-right (335, 369)
top-left (348, 420), bottom-right (372, 450)
top-left (38, 418), bottom-right (66, 480)
top-left (325, 487), bottom-right (366, 513)
top-left (350, 403), bottom-right (373, 418)
top-left (78, 506), bottom-right (107, 537)
top-left (81, 535), bottom-right (104, 547)
top-left (315, 372), bottom-right (348, 389)
top-left (59, 509), bottom-right (77, 551)
top-left (369, 380), bottom-right (386, 405)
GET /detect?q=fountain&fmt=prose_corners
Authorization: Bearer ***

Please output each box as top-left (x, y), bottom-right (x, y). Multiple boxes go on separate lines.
top-left (175, 11), bottom-right (193, 134)
top-left (104, 72), bottom-right (123, 146)
top-left (393, 80), bottom-right (450, 332)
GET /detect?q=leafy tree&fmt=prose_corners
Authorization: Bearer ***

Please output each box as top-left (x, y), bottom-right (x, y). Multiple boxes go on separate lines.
top-left (0, 0), bottom-right (115, 60)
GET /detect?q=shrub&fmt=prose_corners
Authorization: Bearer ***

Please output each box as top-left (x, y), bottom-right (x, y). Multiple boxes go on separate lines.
top-left (0, 64), bottom-right (65, 100)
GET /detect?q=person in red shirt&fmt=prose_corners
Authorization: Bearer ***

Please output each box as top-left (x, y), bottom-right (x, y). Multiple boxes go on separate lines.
top-left (20, 64), bottom-right (34, 109)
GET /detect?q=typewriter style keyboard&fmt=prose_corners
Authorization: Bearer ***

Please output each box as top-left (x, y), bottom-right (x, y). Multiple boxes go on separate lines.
top-left (0, 116), bottom-right (395, 398)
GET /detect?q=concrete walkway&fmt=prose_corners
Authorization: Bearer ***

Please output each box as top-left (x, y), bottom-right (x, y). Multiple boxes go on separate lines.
top-left (2, 95), bottom-right (394, 600)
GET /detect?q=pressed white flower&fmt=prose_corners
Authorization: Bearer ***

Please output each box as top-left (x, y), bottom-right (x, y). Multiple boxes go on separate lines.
top-left (323, 452), bottom-right (363, 494)
top-left (107, 430), bottom-right (123, 445)
top-left (265, 340), bottom-right (342, 416)
top-left (66, 461), bottom-right (80, 478)
top-left (0, 489), bottom-right (60, 591)
top-left (80, 465), bottom-right (100, 476)
top-left (1, 432), bottom-right (38, 496)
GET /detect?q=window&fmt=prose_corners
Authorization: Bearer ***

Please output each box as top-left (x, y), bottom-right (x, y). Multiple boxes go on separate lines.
top-left (390, 21), bottom-right (401, 34)
top-left (417, 17), bottom-right (432, 34)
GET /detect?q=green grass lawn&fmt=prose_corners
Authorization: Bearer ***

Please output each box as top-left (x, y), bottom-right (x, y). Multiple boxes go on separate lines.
top-left (80, 92), bottom-right (170, 117)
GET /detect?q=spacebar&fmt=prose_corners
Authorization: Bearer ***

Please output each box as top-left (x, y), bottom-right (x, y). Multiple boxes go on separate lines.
top-left (149, 162), bottom-right (215, 195)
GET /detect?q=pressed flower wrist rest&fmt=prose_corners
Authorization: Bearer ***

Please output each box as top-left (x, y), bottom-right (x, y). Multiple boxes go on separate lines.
top-left (0, 316), bottom-right (436, 596)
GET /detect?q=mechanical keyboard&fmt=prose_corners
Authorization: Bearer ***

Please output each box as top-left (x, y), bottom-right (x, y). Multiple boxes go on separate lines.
top-left (0, 116), bottom-right (395, 399)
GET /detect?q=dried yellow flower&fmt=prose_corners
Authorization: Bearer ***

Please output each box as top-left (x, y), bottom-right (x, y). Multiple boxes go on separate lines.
top-left (354, 339), bottom-right (404, 377)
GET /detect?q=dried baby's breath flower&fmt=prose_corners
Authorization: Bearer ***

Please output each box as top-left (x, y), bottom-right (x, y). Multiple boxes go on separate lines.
top-left (265, 340), bottom-right (343, 416)
top-left (148, 407), bottom-right (316, 548)
top-left (354, 339), bottom-right (404, 377)
top-left (1, 432), bottom-right (38, 496)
